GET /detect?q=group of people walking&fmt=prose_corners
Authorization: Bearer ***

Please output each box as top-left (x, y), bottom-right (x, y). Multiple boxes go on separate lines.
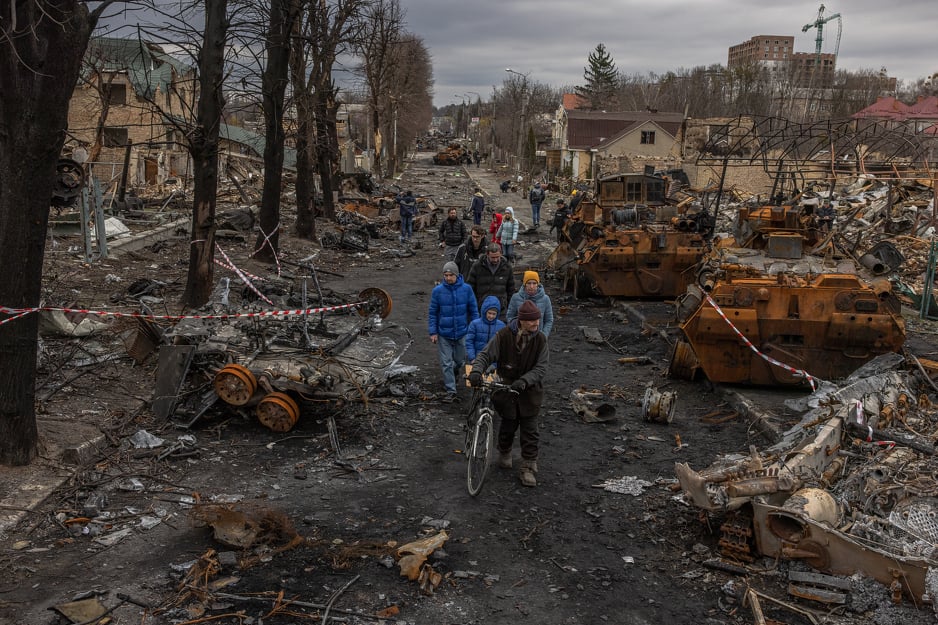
top-left (398, 176), bottom-right (569, 488)
top-left (427, 216), bottom-right (554, 487)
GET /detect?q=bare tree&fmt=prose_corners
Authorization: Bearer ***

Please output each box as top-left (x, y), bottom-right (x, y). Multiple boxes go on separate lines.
top-left (383, 34), bottom-right (432, 174)
top-left (290, 0), bottom-right (364, 233)
top-left (181, 0), bottom-right (230, 306)
top-left (0, 0), bottom-right (121, 465)
top-left (253, 0), bottom-right (302, 263)
top-left (355, 0), bottom-right (404, 178)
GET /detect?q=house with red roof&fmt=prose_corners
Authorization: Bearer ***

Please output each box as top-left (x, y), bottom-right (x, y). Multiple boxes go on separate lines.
top-left (852, 95), bottom-right (938, 134)
top-left (548, 94), bottom-right (684, 180)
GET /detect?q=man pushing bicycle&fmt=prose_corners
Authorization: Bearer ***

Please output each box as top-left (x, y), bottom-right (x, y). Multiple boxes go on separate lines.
top-left (468, 300), bottom-right (548, 488)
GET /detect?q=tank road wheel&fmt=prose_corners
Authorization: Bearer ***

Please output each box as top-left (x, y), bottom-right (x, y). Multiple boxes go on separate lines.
top-left (256, 392), bottom-right (300, 432)
top-left (573, 271), bottom-right (593, 299)
top-left (357, 287), bottom-right (393, 319)
top-left (213, 364), bottom-right (257, 406)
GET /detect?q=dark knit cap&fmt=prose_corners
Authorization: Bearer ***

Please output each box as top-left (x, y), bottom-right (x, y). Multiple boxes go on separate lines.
top-left (518, 300), bottom-right (541, 320)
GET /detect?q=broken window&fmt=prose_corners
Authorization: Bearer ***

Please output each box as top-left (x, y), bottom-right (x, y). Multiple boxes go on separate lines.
top-left (103, 127), bottom-right (129, 147)
top-left (626, 181), bottom-right (642, 202)
top-left (106, 83), bottom-right (127, 106)
top-left (641, 131), bottom-right (656, 145)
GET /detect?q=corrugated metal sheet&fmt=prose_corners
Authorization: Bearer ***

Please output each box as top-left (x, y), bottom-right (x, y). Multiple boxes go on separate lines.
top-left (85, 37), bottom-right (193, 99)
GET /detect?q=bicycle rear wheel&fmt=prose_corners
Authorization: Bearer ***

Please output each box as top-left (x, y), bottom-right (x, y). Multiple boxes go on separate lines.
top-left (466, 409), bottom-right (493, 496)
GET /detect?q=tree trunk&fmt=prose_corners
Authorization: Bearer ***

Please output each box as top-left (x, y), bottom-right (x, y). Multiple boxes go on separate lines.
top-left (181, 0), bottom-right (228, 307)
top-left (293, 113), bottom-right (318, 239)
top-left (289, 33), bottom-right (316, 240)
top-left (0, 1), bottom-right (95, 465)
top-left (254, 0), bottom-right (300, 262)
top-left (314, 86), bottom-right (339, 220)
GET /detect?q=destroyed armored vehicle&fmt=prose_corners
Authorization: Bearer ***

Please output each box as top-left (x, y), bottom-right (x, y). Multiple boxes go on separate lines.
top-left (548, 171), bottom-right (711, 298)
top-left (668, 203), bottom-right (907, 386)
top-left (432, 143), bottom-right (470, 166)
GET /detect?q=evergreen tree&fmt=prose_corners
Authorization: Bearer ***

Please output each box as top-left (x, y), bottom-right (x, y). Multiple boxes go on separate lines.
top-left (575, 43), bottom-right (619, 110)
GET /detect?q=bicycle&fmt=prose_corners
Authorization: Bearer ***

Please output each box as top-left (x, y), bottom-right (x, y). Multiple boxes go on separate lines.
top-left (464, 378), bottom-right (516, 496)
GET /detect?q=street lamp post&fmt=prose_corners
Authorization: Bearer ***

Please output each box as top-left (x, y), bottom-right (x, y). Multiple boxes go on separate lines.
top-left (505, 68), bottom-right (530, 175)
top-left (464, 91), bottom-right (481, 146)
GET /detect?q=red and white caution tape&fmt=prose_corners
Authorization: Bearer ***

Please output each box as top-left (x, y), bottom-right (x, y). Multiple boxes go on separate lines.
top-left (703, 293), bottom-right (818, 390)
top-left (215, 243), bottom-right (274, 305)
top-left (0, 301), bottom-right (367, 325)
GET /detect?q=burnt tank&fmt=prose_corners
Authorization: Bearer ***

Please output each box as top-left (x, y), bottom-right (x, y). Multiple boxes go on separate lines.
top-left (548, 171), bottom-right (711, 298)
top-left (668, 203), bottom-right (906, 387)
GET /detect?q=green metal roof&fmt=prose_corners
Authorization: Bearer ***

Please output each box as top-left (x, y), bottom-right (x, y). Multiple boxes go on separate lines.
top-left (220, 123), bottom-right (297, 169)
top-left (85, 36), bottom-right (192, 99)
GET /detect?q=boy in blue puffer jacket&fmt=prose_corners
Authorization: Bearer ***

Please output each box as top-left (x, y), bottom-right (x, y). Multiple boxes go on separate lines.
top-left (466, 295), bottom-right (506, 364)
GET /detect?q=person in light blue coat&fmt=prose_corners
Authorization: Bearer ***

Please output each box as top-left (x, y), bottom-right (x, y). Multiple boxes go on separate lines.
top-left (428, 261), bottom-right (479, 402)
top-left (467, 295), bottom-right (507, 363)
top-left (506, 270), bottom-right (554, 336)
top-left (496, 207), bottom-right (520, 262)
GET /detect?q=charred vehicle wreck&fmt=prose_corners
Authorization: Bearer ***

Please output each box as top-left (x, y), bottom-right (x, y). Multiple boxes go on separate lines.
top-left (668, 202), bottom-right (907, 386)
top-left (549, 170), bottom-right (712, 299)
top-left (668, 116), bottom-right (930, 388)
top-left (147, 274), bottom-right (402, 435)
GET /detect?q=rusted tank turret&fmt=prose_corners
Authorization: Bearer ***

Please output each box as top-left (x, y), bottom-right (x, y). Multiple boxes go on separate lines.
top-left (668, 202), bottom-right (906, 386)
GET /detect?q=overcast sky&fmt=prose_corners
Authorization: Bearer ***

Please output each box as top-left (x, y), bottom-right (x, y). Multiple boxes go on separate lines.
top-left (396, 0), bottom-right (937, 108)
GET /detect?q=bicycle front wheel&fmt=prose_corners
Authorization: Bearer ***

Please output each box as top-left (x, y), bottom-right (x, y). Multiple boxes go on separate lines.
top-left (466, 409), bottom-right (493, 496)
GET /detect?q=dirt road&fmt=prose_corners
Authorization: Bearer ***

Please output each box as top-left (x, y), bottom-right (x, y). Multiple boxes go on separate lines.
top-left (0, 152), bottom-right (923, 625)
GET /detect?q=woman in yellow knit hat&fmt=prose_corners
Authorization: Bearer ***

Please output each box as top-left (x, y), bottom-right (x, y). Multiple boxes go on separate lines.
top-left (506, 270), bottom-right (554, 336)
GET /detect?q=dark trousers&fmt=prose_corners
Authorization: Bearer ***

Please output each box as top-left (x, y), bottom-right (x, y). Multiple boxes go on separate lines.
top-left (494, 393), bottom-right (539, 460)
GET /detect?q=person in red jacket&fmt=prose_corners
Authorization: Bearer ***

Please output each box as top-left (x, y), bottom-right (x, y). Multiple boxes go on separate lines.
top-left (488, 207), bottom-right (503, 243)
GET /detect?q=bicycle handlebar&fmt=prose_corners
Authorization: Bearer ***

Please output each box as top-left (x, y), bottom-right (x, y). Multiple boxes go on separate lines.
top-left (476, 380), bottom-right (519, 395)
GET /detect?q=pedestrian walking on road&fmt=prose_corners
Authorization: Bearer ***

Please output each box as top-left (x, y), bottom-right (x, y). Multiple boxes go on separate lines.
top-left (397, 190), bottom-right (417, 244)
top-left (495, 207), bottom-right (519, 263)
top-left (466, 295), bottom-right (506, 364)
top-left (507, 270), bottom-right (554, 336)
top-left (428, 261), bottom-right (479, 403)
top-left (454, 225), bottom-right (488, 278)
top-left (528, 182), bottom-right (546, 228)
top-left (439, 207), bottom-right (467, 261)
top-left (469, 188), bottom-right (485, 226)
top-left (489, 207), bottom-right (504, 243)
top-left (469, 299), bottom-right (548, 487)
top-left (549, 198), bottom-right (571, 243)
top-left (466, 242), bottom-right (515, 312)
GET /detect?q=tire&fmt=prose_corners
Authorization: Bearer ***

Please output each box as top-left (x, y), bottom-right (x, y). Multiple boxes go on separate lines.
top-left (466, 409), bottom-right (493, 496)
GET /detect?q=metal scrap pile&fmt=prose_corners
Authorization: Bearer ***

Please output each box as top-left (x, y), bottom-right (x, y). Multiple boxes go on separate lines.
top-left (675, 353), bottom-right (938, 612)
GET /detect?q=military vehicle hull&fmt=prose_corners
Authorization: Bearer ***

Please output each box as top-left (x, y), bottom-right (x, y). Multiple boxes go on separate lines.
top-left (669, 256), bottom-right (905, 386)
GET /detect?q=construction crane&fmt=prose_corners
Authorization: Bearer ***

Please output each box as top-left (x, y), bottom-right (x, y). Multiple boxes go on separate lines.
top-left (802, 4), bottom-right (842, 69)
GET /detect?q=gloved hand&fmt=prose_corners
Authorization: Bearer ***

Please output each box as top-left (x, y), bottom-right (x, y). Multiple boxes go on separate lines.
top-left (510, 378), bottom-right (527, 393)
top-left (469, 371), bottom-right (482, 387)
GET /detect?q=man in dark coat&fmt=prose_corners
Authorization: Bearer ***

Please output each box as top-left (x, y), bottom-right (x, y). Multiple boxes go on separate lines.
top-left (466, 243), bottom-right (515, 312)
top-left (469, 188), bottom-right (485, 225)
top-left (454, 225), bottom-right (488, 278)
top-left (469, 299), bottom-right (548, 487)
top-left (397, 190), bottom-right (417, 244)
top-left (439, 207), bottom-right (468, 261)
top-left (528, 181), bottom-right (546, 228)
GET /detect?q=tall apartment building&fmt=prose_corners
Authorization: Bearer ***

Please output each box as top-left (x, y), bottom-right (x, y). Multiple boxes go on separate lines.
top-left (728, 34), bottom-right (837, 87)
top-left (727, 35), bottom-right (795, 71)
top-left (790, 51), bottom-right (837, 88)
